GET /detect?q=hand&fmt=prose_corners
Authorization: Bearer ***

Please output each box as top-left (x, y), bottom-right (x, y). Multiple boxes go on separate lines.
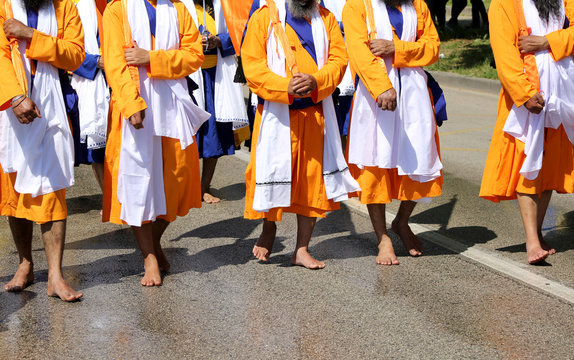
top-left (369, 39), bottom-right (395, 57)
top-left (97, 56), bottom-right (104, 69)
top-left (12, 97), bottom-right (42, 124)
top-left (3, 18), bottom-right (34, 41)
top-left (202, 34), bottom-right (221, 51)
top-left (518, 35), bottom-right (549, 54)
top-left (524, 92), bottom-right (544, 114)
top-left (124, 42), bottom-right (150, 66)
top-left (288, 73), bottom-right (317, 97)
top-left (376, 88), bottom-right (397, 111)
top-left (128, 110), bottom-right (145, 129)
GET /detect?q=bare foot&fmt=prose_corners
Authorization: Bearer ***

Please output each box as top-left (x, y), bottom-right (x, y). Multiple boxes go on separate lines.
top-left (291, 248), bottom-right (325, 269)
top-left (141, 256), bottom-right (162, 286)
top-left (154, 244), bottom-right (171, 272)
top-left (527, 244), bottom-right (549, 264)
top-left (253, 221), bottom-right (277, 262)
top-left (391, 220), bottom-right (423, 256)
top-left (4, 262), bottom-right (34, 292)
top-left (377, 235), bottom-right (399, 266)
top-left (47, 277), bottom-right (83, 302)
top-left (538, 233), bottom-right (556, 255)
top-left (203, 192), bottom-right (221, 204)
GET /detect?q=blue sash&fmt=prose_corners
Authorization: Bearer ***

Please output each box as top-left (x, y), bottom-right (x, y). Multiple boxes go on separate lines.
top-left (144, 0), bottom-right (157, 37)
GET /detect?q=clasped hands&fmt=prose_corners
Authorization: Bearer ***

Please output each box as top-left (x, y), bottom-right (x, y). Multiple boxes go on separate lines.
top-left (288, 73), bottom-right (317, 97)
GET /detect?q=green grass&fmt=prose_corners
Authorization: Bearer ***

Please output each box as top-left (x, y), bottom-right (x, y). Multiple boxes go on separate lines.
top-left (429, 37), bottom-right (498, 79)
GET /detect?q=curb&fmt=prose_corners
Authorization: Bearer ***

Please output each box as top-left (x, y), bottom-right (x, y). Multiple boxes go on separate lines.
top-left (429, 70), bottom-right (501, 95)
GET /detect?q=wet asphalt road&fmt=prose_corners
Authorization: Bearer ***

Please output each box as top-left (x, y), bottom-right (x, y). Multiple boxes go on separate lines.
top-left (0, 75), bottom-right (573, 359)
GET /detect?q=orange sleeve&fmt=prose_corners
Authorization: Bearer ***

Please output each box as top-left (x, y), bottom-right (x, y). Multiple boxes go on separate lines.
top-left (545, 0), bottom-right (574, 61)
top-left (148, 2), bottom-right (204, 79)
top-left (102, 0), bottom-right (147, 119)
top-left (26, 0), bottom-right (85, 72)
top-left (311, 8), bottom-right (348, 103)
top-left (489, 0), bottom-right (537, 108)
top-left (241, 7), bottom-right (293, 104)
top-left (393, 0), bottom-right (439, 68)
top-left (343, 0), bottom-right (393, 101)
top-left (0, 3), bottom-right (25, 110)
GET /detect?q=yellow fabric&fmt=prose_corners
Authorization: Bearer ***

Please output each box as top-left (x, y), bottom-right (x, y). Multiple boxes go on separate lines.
top-left (242, 5), bottom-right (348, 221)
top-left (102, 0), bottom-right (204, 225)
top-left (195, 3), bottom-right (217, 69)
top-left (0, 0), bottom-right (84, 221)
top-left (480, 0), bottom-right (574, 202)
top-left (343, 0), bottom-right (439, 101)
top-left (0, 164), bottom-right (67, 224)
top-left (344, 0), bottom-right (442, 203)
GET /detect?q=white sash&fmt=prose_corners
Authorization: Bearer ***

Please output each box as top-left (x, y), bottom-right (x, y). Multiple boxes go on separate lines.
top-left (252, 0), bottom-right (360, 212)
top-left (323, 0), bottom-right (354, 96)
top-left (118, 0), bottom-right (210, 226)
top-left (347, 0), bottom-right (442, 183)
top-left (180, 0), bottom-right (206, 110)
top-left (0, 0), bottom-right (74, 197)
top-left (70, 0), bottom-right (109, 150)
top-left (504, 0), bottom-right (574, 180)
top-left (212, 0), bottom-right (249, 129)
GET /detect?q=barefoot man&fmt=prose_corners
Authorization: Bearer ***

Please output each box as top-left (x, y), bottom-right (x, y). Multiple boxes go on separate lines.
top-left (0, 0), bottom-right (85, 300)
top-left (343, 0), bottom-right (443, 265)
top-left (480, 0), bottom-right (574, 264)
top-left (242, 0), bottom-right (360, 269)
top-left (102, 0), bottom-right (209, 285)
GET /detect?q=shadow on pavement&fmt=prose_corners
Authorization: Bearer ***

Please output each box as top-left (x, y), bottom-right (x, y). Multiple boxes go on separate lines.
top-left (214, 183), bottom-right (246, 202)
top-left (0, 290), bottom-right (37, 332)
top-left (67, 194), bottom-right (102, 216)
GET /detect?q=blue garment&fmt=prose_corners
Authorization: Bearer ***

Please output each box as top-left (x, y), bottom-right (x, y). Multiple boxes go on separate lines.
top-left (74, 31), bottom-right (101, 80)
top-left (335, 93), bottom-right (352, 136)
top-left (386, 6), bottom-right (447, 126)
top-left (144, 0), bottom-right (157, 37)
top-left (285, 4), bottom-right (317, 63)
top-left (196, 67), bottom-right (236, 158)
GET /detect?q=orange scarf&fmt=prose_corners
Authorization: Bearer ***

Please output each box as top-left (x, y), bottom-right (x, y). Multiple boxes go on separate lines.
top-left (4, 0), bottom-right (28, 95)
top-left (363, 0), bottom-right (389, 74)
top-left (121, 0), bottom-right (140, 90)
top-left (513, 0), bottom-right (540, 90)
top-left (266, 0), bottom-right (298, 75)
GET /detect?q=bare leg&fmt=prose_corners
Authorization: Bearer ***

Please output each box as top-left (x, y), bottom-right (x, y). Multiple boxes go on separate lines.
top-left (537, 190), bottom-right (555, 255)
top-left (517, 192), bottom-right (549, 264)
top-left (4, 217), bottom-right (34, 292)
top-left (291, 215), bottom-right (324, 269)
top-left (91, 163), bottom-right (105, 192)
top-left (367, 204), bottom-right (399, 265)
top-left (391, 201), bottom-right (423, 256)
top-left (42, 220), bottom-right (83, 301)
top-left (253, 219), bottom-right (277, 262)
top-left (152, 219), bottom-right (170, 272)
top-left (202, 157), bottom-right (220, 203)
top-left (132, 223), bottom-right (162, 286)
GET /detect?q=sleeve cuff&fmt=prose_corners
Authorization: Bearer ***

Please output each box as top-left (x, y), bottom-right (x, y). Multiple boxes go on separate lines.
top-left (120, 98), bottom-right (148, 120)
top-left (73, 54), bottom-right (99, 80)
top-left (217, 32), bottom-right (236, 58)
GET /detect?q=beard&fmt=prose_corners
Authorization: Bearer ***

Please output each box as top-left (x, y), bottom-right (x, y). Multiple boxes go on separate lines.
top-left (382, 0), bottom-right (413, 8)
top-left (532, 0), bottom-right (561, 21)
top-left (287, 0), bottom-right (319, 19)
top-left (23, 0), bottom-right (50, 10)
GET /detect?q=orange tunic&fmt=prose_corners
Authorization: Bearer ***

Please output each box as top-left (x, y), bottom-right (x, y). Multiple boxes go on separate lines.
top-left (101, 0), bottom-right (204, 225)
top-left (343, 0), bottom-right (443, 204)
top-left (242, 5), bottom-right (348, 221)
top-left (0, 0), bottom-right (84, 223)
top-left (479, 0), bottom-right (574, 202)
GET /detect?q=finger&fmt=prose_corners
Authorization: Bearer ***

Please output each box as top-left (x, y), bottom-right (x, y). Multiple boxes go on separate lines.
top-left (34, 105), bottom-right (42, 118)
top-left (132, 40), bottom-right (139, 49)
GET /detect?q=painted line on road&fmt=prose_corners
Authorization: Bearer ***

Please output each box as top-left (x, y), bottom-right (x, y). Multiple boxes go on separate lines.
top-left (344, 198), bottom-right (574, 305)
top-left (234, 149), bottom-right (574, 304)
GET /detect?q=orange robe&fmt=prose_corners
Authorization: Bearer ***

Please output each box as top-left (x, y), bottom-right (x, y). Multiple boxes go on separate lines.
top-left (0, 0), bottom-right (84, 223)
top-left (242, 5), bottom-right (348, 221)
top-left (479, 0), bottom-right (574, 202)
top-left (101, 0), bottom-right (204, 225)
top-left (343, 0), bottom-right (443, 204)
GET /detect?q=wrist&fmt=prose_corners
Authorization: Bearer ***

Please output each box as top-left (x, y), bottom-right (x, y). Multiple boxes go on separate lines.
top-left (11, 94), bottom-right (25, 105)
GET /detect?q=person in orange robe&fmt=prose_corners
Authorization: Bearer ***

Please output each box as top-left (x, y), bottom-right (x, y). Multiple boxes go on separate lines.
top-left (242, 0), bottom-right (349, 269)
top-left (0, 0), bottom-right (85, 301)
top-left (102, 0), bottom-right (204, 286)
top-left (343, 0), bottom-right (442, 265)
top-left (480, 0), bottom-right (574, 264)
